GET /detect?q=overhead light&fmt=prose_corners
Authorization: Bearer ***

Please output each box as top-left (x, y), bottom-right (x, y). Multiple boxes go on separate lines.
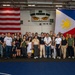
top-left (31, 5), bottom-right (35, 6)
top-left (28, 5), bottom-right (31, 6)
top-left (56, 5), bottom-right (63, 7)
top-left (28, 4), bottom-right (35, 6)
top-left (6, 4), bottom-right (10, 6)
top-left (3, 4), bottom-right (10, 6)
top-left (3, 4), bottom-right (7, 6)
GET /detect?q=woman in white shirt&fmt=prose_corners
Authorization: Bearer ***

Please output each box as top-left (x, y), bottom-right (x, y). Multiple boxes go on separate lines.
top-left (55, 34), bottom-right (61, 59)
top-left (27, 37), bottom-right (32, 58)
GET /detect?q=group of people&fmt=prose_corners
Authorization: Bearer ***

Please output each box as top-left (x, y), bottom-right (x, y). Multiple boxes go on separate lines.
top-left (0, 31), bottom-right (75, 59)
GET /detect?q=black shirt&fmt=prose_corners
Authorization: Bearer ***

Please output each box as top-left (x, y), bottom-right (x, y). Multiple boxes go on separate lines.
top-left (61, 39), bottom-right (67, 45)
top-left (15, 39), bottom-right (21, 48)
top-left (39, 37), bottom-right (45, 44)
top-left (0, 37), bottom-right (4, 43)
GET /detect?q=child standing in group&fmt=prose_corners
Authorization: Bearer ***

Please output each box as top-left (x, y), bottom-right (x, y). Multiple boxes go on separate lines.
top-left (12, 41), bottom-right (17, 58)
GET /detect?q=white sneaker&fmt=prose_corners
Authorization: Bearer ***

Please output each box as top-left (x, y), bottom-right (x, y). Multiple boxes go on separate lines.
top-left (34, 57), bottom-right (37, 59)
top-left (49, 55), bottom-right (51, 58)
top-left (72, 57), bottom-right (74, 59)
top-left (40, 56), bottom-right (42, 58)
top-left (58, 57), bottom-right (61, 59)
top-left (53, 57), bottom-right (56, 59)
top-left (68, 56), bottom-right (71, 58)
top-left (36, 56), bottom-right (38, 58)
top-left (57, 56), bottom-right (59, 59)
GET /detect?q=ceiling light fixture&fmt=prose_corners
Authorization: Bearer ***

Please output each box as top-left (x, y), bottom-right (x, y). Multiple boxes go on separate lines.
top-left (56, 5), bottom-right (63, 7)
top-left (3, 4), bottom-right (10, 6)
top-left (28, 4), bottom-right (35, 6)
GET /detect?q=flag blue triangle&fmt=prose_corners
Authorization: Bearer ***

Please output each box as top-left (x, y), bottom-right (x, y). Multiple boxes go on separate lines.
top-left (58, 9), bottom-right (75, 20)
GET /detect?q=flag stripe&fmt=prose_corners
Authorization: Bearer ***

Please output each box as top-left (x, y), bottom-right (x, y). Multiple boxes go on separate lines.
top-left (0, 8), bottom-right (20, 11)
top-left (0, 16), bottom-right (20, 18)
top-left (0, 13), bottom-right (20, 16)
top-left (0, 25), bottom-right (20, 28)
top-left (63, 28), bottom-right (75, 36)
top-left (0, 30), bottom-right (21, 32)
top-left (0, 18), bottom-right (20, 20)
top-left (0, 28), bottom-right (21, 30)
top-left (0, 23), bottom-right (20, 25)
top-left (0, 20), bottom-right (20, 23)
top-left (0, 11), bottom-right (20, 14)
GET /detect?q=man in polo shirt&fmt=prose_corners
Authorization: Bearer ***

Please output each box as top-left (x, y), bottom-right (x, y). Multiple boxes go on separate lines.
top-left (4, 33), bottom-right (12, 59)
top-left (44, 33), bottom-right (51, 58)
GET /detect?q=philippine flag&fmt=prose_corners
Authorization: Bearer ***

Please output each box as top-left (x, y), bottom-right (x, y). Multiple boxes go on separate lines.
top-left (55, 9), bottom-right (75, 36)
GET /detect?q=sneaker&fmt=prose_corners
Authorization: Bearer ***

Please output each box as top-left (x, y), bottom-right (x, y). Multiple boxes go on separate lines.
top-left (72, 57), bottom-right (74, 59)
top-left (53, 57), bottom-right (56, 59)
top-left (40, 56), bottom-right (42, 58)
top-left (68, 56), bottom-right (71, 58)
top-left (36, 56), bottom-right (38, 58)
top-left (58, 57), bottom-right (61, 59)
top-left (57, 56), bottom-right (59, 59)
top-left (34, 57), bottom-right (37, 59)
top-left (49, 55), bottom-right (51, 58)
top-left (45, 55), bottom-right (47, 58)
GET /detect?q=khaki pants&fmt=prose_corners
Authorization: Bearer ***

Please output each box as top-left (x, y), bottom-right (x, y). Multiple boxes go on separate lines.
top-left (51, 46), bottom-right (56, 58)
top-left (61, 45), bottom-right (67, 59)
top-left (40, 45), bottom-right (45, 58)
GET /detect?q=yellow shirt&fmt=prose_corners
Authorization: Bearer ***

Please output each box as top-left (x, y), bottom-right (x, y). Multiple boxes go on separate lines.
top-left (32, 39), bottom-right (39, 45)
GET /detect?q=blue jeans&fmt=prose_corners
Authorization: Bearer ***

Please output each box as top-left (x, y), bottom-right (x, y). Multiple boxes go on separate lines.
top-left (5, 46), bottom-right (12, 58)
top-left (45, 46), bottom-right (51, 58)
top-left (0, 45), bottom-right (3, 57)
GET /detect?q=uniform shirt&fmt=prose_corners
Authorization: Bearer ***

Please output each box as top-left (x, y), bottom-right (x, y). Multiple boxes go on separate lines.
top-left (67, 38), bottom-right (74, 46)
top-left (22, 41), bottom-right (26, 48)
top-left (44, 37), bottom-right (51, 46)
top-left (4, 36), bottom-right (12, 46)
top-left (55, 38), bottom-right (61, 44)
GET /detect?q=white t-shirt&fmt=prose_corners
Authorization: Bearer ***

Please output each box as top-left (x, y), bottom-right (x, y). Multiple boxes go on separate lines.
top-left (55, 38), bottom-right (61, 44)
top-left (4, 36), bottom-right (12, 46)
top-left (27, 42), bottom-right (32, 53)
top-left (44, 37), bottom-right (51, 46)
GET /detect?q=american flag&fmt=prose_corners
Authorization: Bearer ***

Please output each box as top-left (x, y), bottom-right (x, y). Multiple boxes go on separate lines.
top-left (0, 8), bottom-right (21, 34)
